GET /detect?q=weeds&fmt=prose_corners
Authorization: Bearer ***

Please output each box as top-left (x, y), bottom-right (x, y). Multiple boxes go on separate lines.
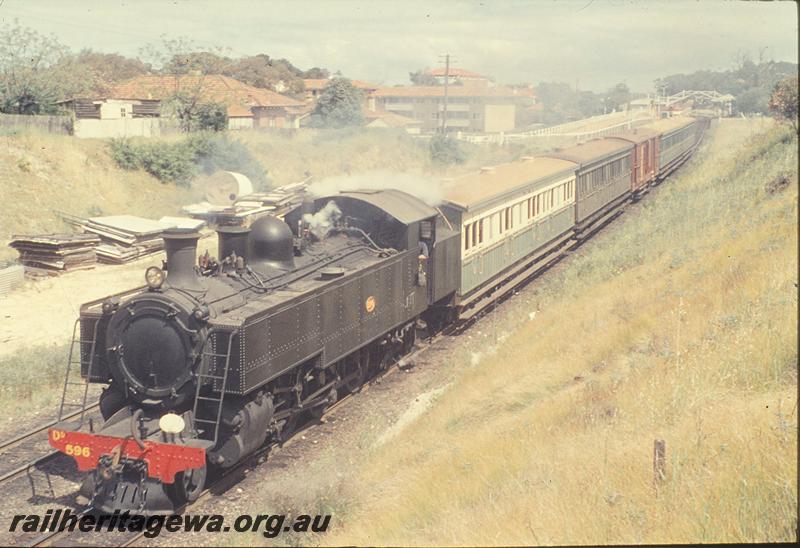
top-left (0, 342), bottom-right (69, 414)
top-left (323, 119), bottom-right (797, 545)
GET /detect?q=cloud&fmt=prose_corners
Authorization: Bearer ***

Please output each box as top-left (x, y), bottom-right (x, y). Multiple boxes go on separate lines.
top-left (1, 0), bottom-right (796, 91)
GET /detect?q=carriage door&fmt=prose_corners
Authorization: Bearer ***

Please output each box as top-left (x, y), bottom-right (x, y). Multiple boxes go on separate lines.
top-left (420, 219), bottom-right (435, 304)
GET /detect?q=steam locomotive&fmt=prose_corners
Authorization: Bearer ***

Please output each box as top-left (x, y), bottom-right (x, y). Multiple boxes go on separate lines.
top-left (49, 115), bottom-right (706, 513)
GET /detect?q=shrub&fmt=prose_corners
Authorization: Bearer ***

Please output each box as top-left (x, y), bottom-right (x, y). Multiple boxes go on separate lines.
top-left (137, 141), bottom-right (198, 186)
top-left (429, 133), bottom-right (466, 165)
top-left (195, 102), bottom-right (228, 132)
top-left (109, 133), bottom-right (268, 188)
top-left (192, 133), bottom-right (268, 188)
top-left (109, 138), bottom-right (141, 170)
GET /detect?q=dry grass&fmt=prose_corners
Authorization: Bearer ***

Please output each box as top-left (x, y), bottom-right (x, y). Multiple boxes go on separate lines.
top-left (0, 130), bottom-right (202, 260)
top-left (322, 118), bottom-right (798, 545)
top-left (0, 128), bottom-right (517, 262)
top-left (234, 127), bottom-right (520, 185)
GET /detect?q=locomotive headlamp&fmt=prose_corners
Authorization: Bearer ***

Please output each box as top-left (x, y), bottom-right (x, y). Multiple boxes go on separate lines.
top-left (158, 413), bottom-right (186, 435)
top-left (101, 297), bottom-right (120, 315)
top-left (145, 266), bottom-right (165, 289)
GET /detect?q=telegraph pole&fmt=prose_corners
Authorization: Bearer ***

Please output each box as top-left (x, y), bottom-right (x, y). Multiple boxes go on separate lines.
top-left (441, 53), bottom-right (450, 133)
top-left (437, 53), bottom-right (457, 134)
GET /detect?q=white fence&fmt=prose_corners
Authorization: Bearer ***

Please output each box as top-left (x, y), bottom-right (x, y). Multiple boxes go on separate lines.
top-left (455, 111), bottom-right (655, 146)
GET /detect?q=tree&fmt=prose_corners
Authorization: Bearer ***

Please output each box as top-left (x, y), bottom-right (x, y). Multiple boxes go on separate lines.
top-left (655, 57), bottom-right (797, 113)
top-left (195, 102), bottom-right (228, 131)
top-left (302, 67), bottom-right (330, 79)
top-left (409, 69), bottom-right (438, 86)
top-left (768, 77), bottom-right (798, 133)
top-left (736, 87), bottom-right (770, 115)
top-left (532, 82), bottom-right (581, 124)
top-left (429, 134), bottom-right (466, 165)
top-left (577, 90), bottom-right (603, 117)
top-left (604, 82), bottom-right (630, 112)
top-left (141, 36), bottom-right (232, 132)
top-left (226, 54), bottom-right (305, 96)
top-left (312, 78), bottom-right (364, 128)
top-left (74, 50), bottom-right (149, 95)
top-left (0, 21), bottom-right (94, 114)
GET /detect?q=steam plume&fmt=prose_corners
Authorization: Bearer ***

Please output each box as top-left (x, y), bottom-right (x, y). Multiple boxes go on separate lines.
top-left (302, 201), bottom-right (342, 239)
top-left (308, 170), bottom-right (443, 206)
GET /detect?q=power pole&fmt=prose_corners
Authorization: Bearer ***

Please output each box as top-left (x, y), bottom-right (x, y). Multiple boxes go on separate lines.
top-left (437, 53), bottom-right (457, 134)
top-left (442, 53), bottom-right (450, 134)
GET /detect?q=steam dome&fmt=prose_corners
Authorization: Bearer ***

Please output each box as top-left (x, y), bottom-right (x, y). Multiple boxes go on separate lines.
top-left (248, 216), bottom-right (295, 271)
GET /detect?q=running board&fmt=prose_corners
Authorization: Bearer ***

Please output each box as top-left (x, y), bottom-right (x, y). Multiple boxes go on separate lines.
top-left (458, 232), bottom-right (573, 321)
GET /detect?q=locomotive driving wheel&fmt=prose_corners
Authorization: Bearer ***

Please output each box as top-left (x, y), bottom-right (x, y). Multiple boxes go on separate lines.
top-left (167, 463), bottom-right (207, 505)
top-left (343, 351), bottom-right (367, 393)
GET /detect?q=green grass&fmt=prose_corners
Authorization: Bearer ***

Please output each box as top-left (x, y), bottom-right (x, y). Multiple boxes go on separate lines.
top-left (0, 342), bottom-right (70, 416)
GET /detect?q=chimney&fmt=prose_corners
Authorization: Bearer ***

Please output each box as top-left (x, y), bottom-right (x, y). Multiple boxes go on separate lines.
top-left (163, 228), bottom-right (202, 290)
top-left (217, 226), bottom-right (250, 262)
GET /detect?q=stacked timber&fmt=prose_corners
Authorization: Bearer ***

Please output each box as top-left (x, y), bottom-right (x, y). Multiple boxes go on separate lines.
top-left (84, 215), bottom-right (167, 264)
top-left (183, 180), bottom-right (308, 226)
top-left (182, 202), bottom-right (277, 226)
top-left (9, 233), bottom-right (100, 272)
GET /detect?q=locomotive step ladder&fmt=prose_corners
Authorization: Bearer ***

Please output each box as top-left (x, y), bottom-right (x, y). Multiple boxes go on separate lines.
top-left (192, 331), bottom-right (236, 446)
top-left (57, 319), bottom-right (99, 429)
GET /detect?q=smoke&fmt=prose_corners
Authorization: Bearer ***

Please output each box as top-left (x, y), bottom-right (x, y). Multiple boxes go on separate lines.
top-left (302, 200), bottom-right (342, 239)
top-left (307, 170), bottom-right (444, 207)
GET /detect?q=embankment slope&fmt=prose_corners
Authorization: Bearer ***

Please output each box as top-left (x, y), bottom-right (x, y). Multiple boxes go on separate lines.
top-left (325, 118), bottom-right (798, 544)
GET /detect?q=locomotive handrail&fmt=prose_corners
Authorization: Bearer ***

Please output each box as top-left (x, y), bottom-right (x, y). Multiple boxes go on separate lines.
top-left (57, 318), bottom-right (100, 429)
top-left (192, 329), bottom-right (238, 446)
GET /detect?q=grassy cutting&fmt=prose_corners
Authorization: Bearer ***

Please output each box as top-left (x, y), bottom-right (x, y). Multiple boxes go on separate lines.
top-left (321, 118), bottom-right (797, 545)
top-left (0, 342), bottom-right (70, 417)
top-left (0, 128), bottom-right (517, 261)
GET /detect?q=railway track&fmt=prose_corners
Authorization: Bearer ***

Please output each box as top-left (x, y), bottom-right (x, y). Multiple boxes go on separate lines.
top-left (27, 332), bottom-right (446, 547)
top-left (0, 403), bottom-right (101, 486)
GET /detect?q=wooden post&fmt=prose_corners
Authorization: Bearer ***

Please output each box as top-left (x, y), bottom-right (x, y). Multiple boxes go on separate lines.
top-left (653, 439), bottom-right (667, 488)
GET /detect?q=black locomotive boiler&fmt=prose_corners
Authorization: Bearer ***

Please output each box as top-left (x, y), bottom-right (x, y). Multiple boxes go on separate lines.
top-left (49, 189), bottom-right (460, 513)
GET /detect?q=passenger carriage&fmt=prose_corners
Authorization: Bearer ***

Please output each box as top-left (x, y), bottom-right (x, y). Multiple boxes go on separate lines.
top-left (438, 157), bottom-right (578, 317)
top-left (648, 117), bottom-right (700, 177)
top-left (607, 127), bottom-right (660, 195)
top-left (543, 139), bottom-right (634, 232)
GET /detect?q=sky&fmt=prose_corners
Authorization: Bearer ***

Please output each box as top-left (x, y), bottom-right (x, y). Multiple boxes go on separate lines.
top-left (0, 0), bottom-right (796, 92)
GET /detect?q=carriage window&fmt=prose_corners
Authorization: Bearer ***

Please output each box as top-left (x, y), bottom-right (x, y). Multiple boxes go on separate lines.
top-left (464, 224), bottom-right (471, 250)
top-left (478, 219), bottom-right (484, 243)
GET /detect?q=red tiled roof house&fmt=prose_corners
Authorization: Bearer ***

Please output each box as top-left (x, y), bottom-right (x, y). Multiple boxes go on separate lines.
top-left (109, 74), bottom-right (305, 130)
